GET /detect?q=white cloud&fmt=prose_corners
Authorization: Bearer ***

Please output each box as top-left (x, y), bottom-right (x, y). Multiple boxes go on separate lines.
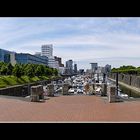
top-left (0, 17), bottom-right (140, 69)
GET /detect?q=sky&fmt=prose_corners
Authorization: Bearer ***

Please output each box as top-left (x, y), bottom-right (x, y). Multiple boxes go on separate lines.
top-left (0, 17), bottom-right (140, 70)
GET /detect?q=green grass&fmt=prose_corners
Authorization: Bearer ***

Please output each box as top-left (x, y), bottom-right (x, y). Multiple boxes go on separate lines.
top-left (0, 75), bottom-right (59, 89)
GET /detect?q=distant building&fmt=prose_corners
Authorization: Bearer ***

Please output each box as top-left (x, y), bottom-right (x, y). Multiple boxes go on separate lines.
top-left (0, 48), bottom-right (15, 63)
top-left (66, 60), bottom-right (73, 75)
top-left (74, 64), bottom-right (77, 74)
top-left (41, 44), bottom-right (53, 57)
top-left (54, 56), bottom-right (64, 67)
top-left (48, 56), bottom-right (59, 69)
top-left (90, 63), bottom-right (98, 71)
top-left (104, 64), bottom-right (111, 74)
top-left (35, 52), bottom-right (41, 57)
top-left (79, 69), bottom-right (84, 75)
top-left (15, 53), bottom-right (48, 66)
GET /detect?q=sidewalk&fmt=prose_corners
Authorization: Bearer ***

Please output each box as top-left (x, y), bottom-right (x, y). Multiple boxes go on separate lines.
top-left (0, 95), bottom-right (140, 122)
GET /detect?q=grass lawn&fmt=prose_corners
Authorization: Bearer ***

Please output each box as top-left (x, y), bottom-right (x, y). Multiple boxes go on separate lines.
top-left (0, 75), bottom-right (61, 88)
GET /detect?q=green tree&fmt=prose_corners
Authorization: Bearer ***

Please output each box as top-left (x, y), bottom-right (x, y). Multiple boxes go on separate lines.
top-left (6, 63), bottom-right (14, 75)
top-left (0, 64), bottom-right (8, 75)
top-left (45, 67), bottom-right (53, 76)
top-left (35, 65), bottom-right (42, 76)
top-left (24, 64), bottom-right (35, 78)
top-left (12, 64), bottom-right (23, 78)
top-left (53, 68), bottom-right (58, 76)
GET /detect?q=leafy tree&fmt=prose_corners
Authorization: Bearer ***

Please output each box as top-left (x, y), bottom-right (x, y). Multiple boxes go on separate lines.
top-left (45, 67), bottom-right (53, 76)
top-left (24, 64), bottom-right (34, 78)
top-left (6, 63), bottom-right (14, 75)
top-left (0, 64), bottom-right (8, 75)
top-left (12, 64), bottom-right (23, 78)
top-left (53, 68), bottom-right (58, 76)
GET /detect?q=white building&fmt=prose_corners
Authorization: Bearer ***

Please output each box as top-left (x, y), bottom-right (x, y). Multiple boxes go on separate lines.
top-left (41, 44), bottom-right (53, 57)
top-left (48, 56), bottom-right (59, 69)
top-left (35, 52), bottom-right (41, 57)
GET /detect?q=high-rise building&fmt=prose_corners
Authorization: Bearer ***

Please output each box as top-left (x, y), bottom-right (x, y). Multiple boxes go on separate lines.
top-left (79, 69), bottom-right (84, 75)
top-left (90, 63), bottom-right (98, 71)
top-left (54, 56), bottom-right (64, 67)
top-left (41, 44), bottom-right (53, 57)
top-left (66, 60), bottom-right (73, 75)
top-left (104, 64), bottom-right (111, 74)
top-left (74, 64), bottom-right (77, 74)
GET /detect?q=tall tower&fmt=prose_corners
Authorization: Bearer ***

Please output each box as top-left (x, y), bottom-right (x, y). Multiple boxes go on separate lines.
top-left (66, 60), bottom-right (73, 75)
top-left (90, 63), bottom-right (98, 71)
top-left (41, 44), bottom-right (53, 57)
top-left (74, 64), bottom-right (77, 74)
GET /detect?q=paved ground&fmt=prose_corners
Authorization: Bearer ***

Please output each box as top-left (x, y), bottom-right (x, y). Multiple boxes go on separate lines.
top-left (0, 95), bottom-right (140, 122)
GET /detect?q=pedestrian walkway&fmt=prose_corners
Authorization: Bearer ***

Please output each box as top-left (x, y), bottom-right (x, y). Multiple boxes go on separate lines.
top-left (0, 95), bottom-right (140, 122)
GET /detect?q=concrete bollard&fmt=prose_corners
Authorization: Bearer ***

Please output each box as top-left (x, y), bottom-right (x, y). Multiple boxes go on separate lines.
top-left (30, 85), bottom-right (44, 102)
top-left (101, 83), bottom-right (107, 96)
top-left (62, 84), bottom-right (69, 95)
top-left (107, 85), bottom-right (116, 103)
top-left (92, 84), bottom-right (96, 94)
top-left (47, 84), bottom-right (54, 96)
top-left (89, 85), bottom-right (94, 95)
top-left (38, 85), bottom-right (44, 99)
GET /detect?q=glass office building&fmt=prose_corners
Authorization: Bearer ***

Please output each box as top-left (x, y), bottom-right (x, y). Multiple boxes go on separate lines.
top-left (0, 48), bottom-right (48, 66)
top-left (15, 53), bottom-right (48, 66)
top-left (0, 49), bottom-right (15, 63)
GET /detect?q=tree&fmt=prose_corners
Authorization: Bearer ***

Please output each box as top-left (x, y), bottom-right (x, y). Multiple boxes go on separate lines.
top-left (45, 67), bottom-right (53, 76)
top-left (53, 68), bottom-right (58, 76)
top-left (24, 64), bottom-right (34, 78)
top-left (35, 65), bottom-right (42, 76)
top-left (12, 64), bottom-right (23, 78)
top-left (6, 63), bottom-right (14, 75)
top-left (0, 64), bottom-right (8, 75)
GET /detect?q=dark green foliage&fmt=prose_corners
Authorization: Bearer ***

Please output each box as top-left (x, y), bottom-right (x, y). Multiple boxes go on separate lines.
top-left (7, 63), bottom-right (14, 75)
top-left (0, 64), bottom-right (8, 75)
top-left (24, 64), bottom-right (35, 78)
top-left (0, 61), bottom-right (59, 78)
top-left (111, 65), bottom-right (140, 75)
top-left (53, 68), bottom-right (58, 76)
top-left (12, 64), bottom-right (23, 78)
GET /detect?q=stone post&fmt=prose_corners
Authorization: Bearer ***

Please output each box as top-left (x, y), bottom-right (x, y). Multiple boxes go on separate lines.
top-left (107, 85), bottom-right (116, 103)
top-left (30, 86), bottom-right (40, 102)
top-left (47, 84), bottom-right (54, 97)
top-left (62, 83), bottom-right (69, 95)
top-left (101, 83), bottom-right (107, 96)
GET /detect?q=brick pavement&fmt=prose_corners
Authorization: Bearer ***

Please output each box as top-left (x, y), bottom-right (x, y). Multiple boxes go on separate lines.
top-left (0, 95), bottom-right (140, 122)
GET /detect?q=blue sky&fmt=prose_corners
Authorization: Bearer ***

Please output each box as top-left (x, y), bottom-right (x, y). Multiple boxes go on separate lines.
top-left (0, 17), bottom-right (140, 70)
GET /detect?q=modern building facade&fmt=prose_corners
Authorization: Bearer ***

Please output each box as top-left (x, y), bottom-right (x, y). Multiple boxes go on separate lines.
top-left (79, 69), bottom-right (84, 75)
top-left (41, 44), bottom-right (53, 57)
top-left (54, 56), bottom-right (64, 67)
top-left (48, 56), bottom-right (59, 69)
top-left (15, 53), bottom-right (48, 66)
top-left (35, 52), bottom-right (41, 57)
top-left (74, 64), bottom-right (77, 74)
top-left (90, 63), bottom-right (98, 71)
top-left (104, 64), bottom-right (111, 74)
top-left (0, 49), bottom-right (15, 63)
top-left (0, 48), bottom-right (48, 66)
top-left (65, 60), bottom-right (73, 75)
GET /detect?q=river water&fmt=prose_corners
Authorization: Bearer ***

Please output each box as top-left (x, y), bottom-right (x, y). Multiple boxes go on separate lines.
top-left (107, 79), bottom-right (140, 98)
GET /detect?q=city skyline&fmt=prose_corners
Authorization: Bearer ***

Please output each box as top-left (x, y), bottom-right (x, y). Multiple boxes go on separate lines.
top-left (0, 17), bottom-right (140, 69)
